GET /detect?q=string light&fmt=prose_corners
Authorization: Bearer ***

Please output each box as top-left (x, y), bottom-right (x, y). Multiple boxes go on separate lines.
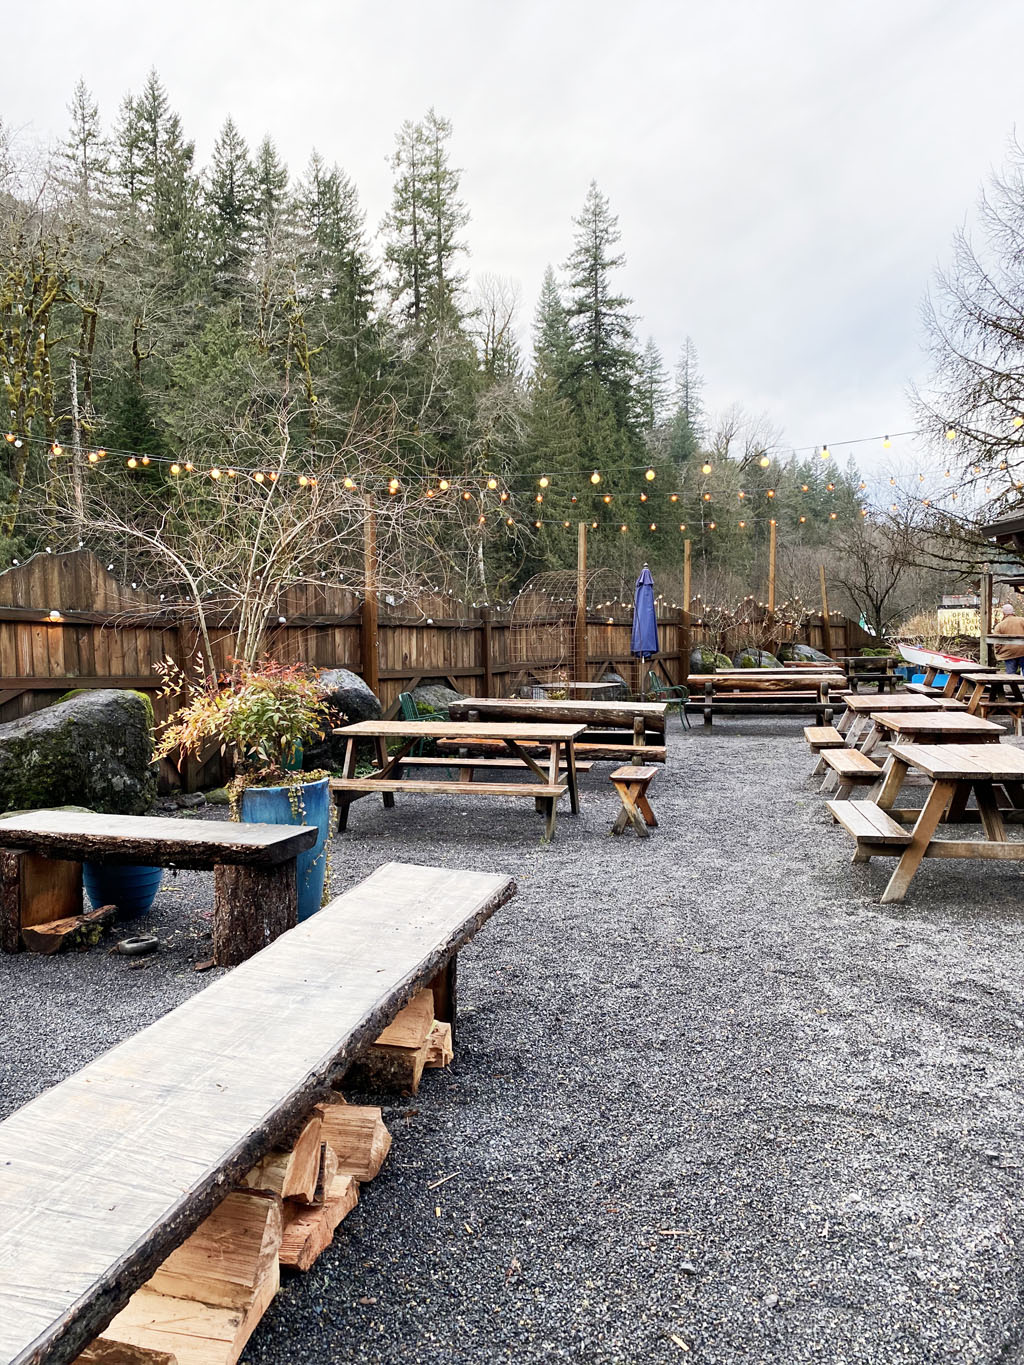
top-left (141, 455), bottom-right (150, 466)
top-left (590, 471), bottom-right (601, 484)
top-left (603, 494), bottom-right (612, 504)
top-left (708, 521), bottom-right (717, 529)
top-left (487, 477), bottom-right (498, 490)
top-left (703, 492), bottom-right (712, 502)
top-left (670, 493), bottom-right (678, 502)
top-left (170, 463), bottom-right (181, 475)
top-left (51, 443), bottom-right (62, 456)
top-left (640, 492), bottom-right (648, 502)
top-left (126, 457), bottom-right (138, 469)
top-left (701, 462), bottom-right (712, 475)
top-left (758, 454), bottom-right (770, 468)
top-left (1015, 417), bottom-right (1024, 429)
top-left (388, 478), bottom-right (400, 495)
top-left (254, 472), bottom-right (265, 483)
top-left (462, 490), bottom-right (472, 501)
top-left (538, 476), bottom-right (549, 488)
top-left (88, 451), bottom-right (99, 464)
top-left (946, 428), bottom-right (956, 440)
top-left (210, 468), bottom-right (222, 480)
top-left (883, 435), bottom-right (892, 448)
top-left (645, 468), bottom-right (655, 481)
top-left (820, 445), bottom-right (830, 459)
top-left (620, 524), bottom-right (628, 533)
top-left (649, 522), bottom-right (657, 531)
top-left (298, 474), bottom-right (309, 486)
top-left (535, 493), bottom-right (544, 503)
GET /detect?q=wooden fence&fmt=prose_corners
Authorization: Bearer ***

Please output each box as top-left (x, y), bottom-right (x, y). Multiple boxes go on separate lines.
top-left (0, 551), bottom-right (872, 739)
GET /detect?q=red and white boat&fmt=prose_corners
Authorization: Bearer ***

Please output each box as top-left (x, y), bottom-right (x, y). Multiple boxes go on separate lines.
top-left (897, 643), bottom-right (977, 672)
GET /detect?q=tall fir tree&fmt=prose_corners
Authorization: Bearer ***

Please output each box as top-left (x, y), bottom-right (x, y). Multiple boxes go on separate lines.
top-left (205, 116), bottom-right (257, 287)
top-left (253, 135), bottom-right (289, 249)
top-left (563, 180), bottom-right (638, 425)
top-left (532, 264), bottom-right (571, 384)
top-left (636, 337), bottom-right (669, 430)
top-left (60, 79), bottom-right (110, 204)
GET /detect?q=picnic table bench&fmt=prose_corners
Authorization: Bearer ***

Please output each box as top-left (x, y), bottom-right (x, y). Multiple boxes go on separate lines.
top-left (0, 861), bottom-right (515, 1365)
top-left (685, 671), bottom-right (843, 727)
top-left (827, 743), bottom-right (1024, 902)
top-left (330, 719), bottom-right (585, 841)
top-left (0, 812), bottom-right (318, 967)
top-left (446, 698), bottom-right (667, 762)
top-left (837, 655), bottom-right (901, 693)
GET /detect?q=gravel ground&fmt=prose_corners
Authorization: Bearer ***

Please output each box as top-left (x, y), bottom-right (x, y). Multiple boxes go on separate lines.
top-left (4, 718), bottom-right (1024, 1363)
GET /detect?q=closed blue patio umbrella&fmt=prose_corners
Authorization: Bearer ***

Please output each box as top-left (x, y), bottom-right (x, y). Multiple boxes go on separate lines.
top-left (631, 563), bottom-right (659, 674)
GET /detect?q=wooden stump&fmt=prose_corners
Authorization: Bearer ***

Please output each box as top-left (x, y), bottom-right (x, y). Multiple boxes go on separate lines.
top-left (213, 860), bottom-right (297, 967)
top-left (0, 848), bottom-right (83, 953)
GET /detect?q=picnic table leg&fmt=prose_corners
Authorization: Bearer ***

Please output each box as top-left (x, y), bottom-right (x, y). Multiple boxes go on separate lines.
top-left (375, 738), bottom-right (396, 809)
top-left (563, 741), bottom-right (580, 814)
top-left (543, 797), bottom-right (558, 842)
top-left (880, 779), bottom-right (957, 904)
top-left (336, 737), bottom-right (357, 833)
top-left (427, 956), bottom-right (458, 1040)
top-left (703, 680), bottom-right (713, 728)
top-left (874, 755), bottom-right (910, 813)
top-left (213, 859), bottom-right (298, 966)
top-left (974, 781), bottom-right (1008, 843)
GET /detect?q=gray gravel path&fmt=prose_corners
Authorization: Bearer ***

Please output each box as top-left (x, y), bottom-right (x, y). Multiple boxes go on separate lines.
top-left (3, 719), bottom-right (1024, 1363)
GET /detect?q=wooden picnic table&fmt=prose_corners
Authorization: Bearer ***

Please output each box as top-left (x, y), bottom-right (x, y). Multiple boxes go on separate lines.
top-left (837, 654), bottom-right (901, 693)
top-left (837, 742), bottom-right (1024, 903)
top-left (958, 671), bottom-right (1024, 730)
top-left (838, 691), bottom-right (966, 743)
top-left (447, 697), bottom-right (666, 761)
top-left (686, 671), bottom-right (841, 726)
top-left (859, 708), bottom-right (1004, 756)
top-left (330, 719), bottom-right (586, 841)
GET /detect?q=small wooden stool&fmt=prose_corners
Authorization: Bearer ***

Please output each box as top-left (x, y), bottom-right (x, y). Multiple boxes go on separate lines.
top-left (609, 764), bottom-right (658, 838)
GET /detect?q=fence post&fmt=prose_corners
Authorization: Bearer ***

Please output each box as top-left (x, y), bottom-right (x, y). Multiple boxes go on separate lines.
top-left (819, 564), bottom-right (833, 660)
top-left (681, 537), bottom-right (692, 681)
top-left (360, 502), bottom-right (380, 697)
top-left (480, 607), bottom-right (493, 698)
top-left (980, 566), bottom-right (993, 668)
top-left (575, 522), bottom-right (587, 681)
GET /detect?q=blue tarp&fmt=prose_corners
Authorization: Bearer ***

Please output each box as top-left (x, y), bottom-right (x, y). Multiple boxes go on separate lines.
top-left (631, 564), bottom-right (659, 658)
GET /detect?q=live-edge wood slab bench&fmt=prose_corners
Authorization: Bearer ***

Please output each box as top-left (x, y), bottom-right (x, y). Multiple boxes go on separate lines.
top-left (0, 812), bottom-right (319, 967)
top-left (0, 861), bottom-right (515, 1365)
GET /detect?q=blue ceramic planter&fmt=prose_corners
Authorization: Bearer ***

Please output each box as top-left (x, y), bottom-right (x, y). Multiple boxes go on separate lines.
top-left (240, 777), bottom-right (329, 922)
top-left (83, 862), bottom-right (163, 919)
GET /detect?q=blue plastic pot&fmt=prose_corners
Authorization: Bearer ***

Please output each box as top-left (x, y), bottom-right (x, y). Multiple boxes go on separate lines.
top-left (240, 777), bottom-right (329, 922)
top-left (83, 863), bottom-right (163, 919)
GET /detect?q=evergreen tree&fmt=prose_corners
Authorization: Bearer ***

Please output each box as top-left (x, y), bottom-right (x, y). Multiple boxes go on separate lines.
top-left (636, 337), bottom-right (669, 430)
top-left (383, 110), bottom-right (468, 331)
top-left (112, 93), bottom-right (146, 209)
top-left (531, 265), bottom-right (571, 384)
top-left (254, 135), bottom-right (289, 245)
top-left (563, 181), bottom-right (637, 423)
top-left (205, 116), bottom-right (257, 282)
top-left (101, 373), bottom-right (167, 456)
top-left (60, 79), bottom-right (110, 203)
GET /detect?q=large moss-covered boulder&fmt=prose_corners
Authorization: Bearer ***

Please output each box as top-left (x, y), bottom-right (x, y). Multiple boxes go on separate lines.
top-left (690, 647), bottom-right (733, 673)
top-left (733, 648), bottom-right (783, 668)
top-left (410, 682), bottom-right (464, 714)
top-left (305, 667), bottom-right (383, 771)
top-left (0, 689), bottom-right (156, 815)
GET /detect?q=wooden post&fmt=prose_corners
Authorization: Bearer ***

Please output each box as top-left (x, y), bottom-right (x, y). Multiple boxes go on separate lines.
top-left (360, 502), bottom-right (380, 697)
top-left (980, 566), bottom-right (993, 668)
top-left (682, 538), bottom-right (692, 681)
top-left (819, 564), bottom-right (833, 659)
top-left (479, 607), bottom-right (493, 698)
top-left (767, 519), bottom-right (777, 614)
top-left (575, 521), bottom-right (588, 682)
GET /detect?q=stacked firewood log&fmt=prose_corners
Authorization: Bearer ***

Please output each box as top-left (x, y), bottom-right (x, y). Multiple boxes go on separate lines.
top-left (76, 989), bottom-right (448, 1365)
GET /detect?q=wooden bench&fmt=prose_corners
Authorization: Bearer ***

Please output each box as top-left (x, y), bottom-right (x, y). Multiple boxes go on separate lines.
top-left (804, 724), bottom-right (846, 774)
top-left (397, 755), bottom-right (595, 776)
top-left (0, 812), bottom-right (319, 967)
top-left (826, 798), bottom-right (913, 861)
top-left (609, 765), bottom-right (658, 838)
top-left (446, 698), bottom-right (667, 761)
top-left (0, 861), bottom-right (515, 1365)
top-left (687, 675), bottom-right (836, 727)
top-left (819, 748), bottom-right (883, 797)
top-left (436, 736), bottom-right (668, 764)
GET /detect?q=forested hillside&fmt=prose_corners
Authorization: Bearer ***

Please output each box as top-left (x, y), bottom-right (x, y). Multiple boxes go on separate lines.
top-left (0, 72), bottom-right (865, 604)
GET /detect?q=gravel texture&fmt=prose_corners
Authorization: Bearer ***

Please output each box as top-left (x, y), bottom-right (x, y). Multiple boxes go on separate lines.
top-left (3, 718), bottom-right (1024, 1363)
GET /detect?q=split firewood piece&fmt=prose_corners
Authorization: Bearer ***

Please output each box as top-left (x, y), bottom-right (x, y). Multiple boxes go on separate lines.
top-left (240, 1115), bottom-right (323, 1203)
top-left (77, 1343), bottom-right (178, 1365)
top-left (22, 903), bottom-right (117, 955)
top-left (278, 1172), bottom-right (360, 1271)
top-left (316, 1095), bottom-right (392, 1181)
top-left (425, 1020), bottom-right (453, 1069)
top-left (88, 1190), bottom-right (282, 1365)
top-left (355, 988), bottom-right (436, 1094)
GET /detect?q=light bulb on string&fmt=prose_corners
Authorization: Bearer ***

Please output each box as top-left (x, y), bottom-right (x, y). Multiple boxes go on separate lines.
top-left (799, 515), bottom-right (806, 524)
top-left (591, 520), bottom-right (598, 529)
top-left (535, 493), bottom-right (544, 503)
top-left (946, 428), bottom-right (956, 440)
top-left (538, 476), bottom-right (549, 488)
top-left (640, 492), bottom-right (648, 502)
top-left (620, 524), bottom-right (628, 533)
top-left (708, 521), bottom-right (716, 529)
top-left (739, 519), bottom-right (746, 528)
top-left (800, 484), bottom-right (808, 492)
top-left (670, 493), bottom-right (678, 503)
top-left (185, 462), bottom-right (194, 472)
top-left (645, 468), bottom-right (655, 481)
top-left (500, 490), bottom-right (508, 501)
top-left (830, 511), bottom-right (838, 519)
top-left (883, 435), bottom-right (892, 448)
top-left (127, 457), bottom-right (138, 469)
top-left (210, 468), bottom-right (222, 480)
top-left (487, 477), bottom-right (498, 490)
top-left (649, 523), bottom-right (657, 531)
top-left (141, 455), bottom-right (150, 466)
top-left (590, 470), bottom-right (601, 484)
top-left (254, 472), bottom-right (265, 483)
top-left (767, 489), bottom-right (775, 498)
top-left (820, 444), bottom-right (830, 459)
top-left (388, 479), bottom-right (400, 494)
top-left (603, 494), bottom-right (612, 504)
top-left (703, 492), bottom-right (712, 502)
top-left (758, 454), bottom-right (770, 468)
top-left (51, 443), bottom-right (62, 456)
top-left (679, 523), bottom-right (686, 531)
top-left (826, 482), bottom-right (834, 491)
top-left (170, 463), bottom-right (181, 475)
top-left (534, 519), bottom-right (542, 529)
top-left (298, 474), bottom-right (309, 486)
top-left (88, 451), bottom-right (99, 464)
top-left (463, 491), bottom-right (472, 501)
top-left (701, 462), bottom-right (712, 475)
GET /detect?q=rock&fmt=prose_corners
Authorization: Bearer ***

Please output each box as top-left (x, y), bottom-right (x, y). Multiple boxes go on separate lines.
top-left (305, 668), bottom-right (383, 772)
top-left (176, 792), bottom-right (206, 809)
top-left (763, 1293), bottom-right (780, 1309)
top-left (317, 668), bottom-right (382, 723)
top-left (0, 690), bottom-right (156, 815)
top-left (410, 682), bottom-right (465, 714)
top-left (679, 1261), bottom-right (697, 1276)
top-left (690, 648), bottom-right (733, 673)
top-left (600, 671), bottom-right (630, 700)
top-left (779, 642), bottom-right (832, 664)
top-left (733, 648), bottom-right (783, 668)
top-left (205, 787), bottom-right (230, 806)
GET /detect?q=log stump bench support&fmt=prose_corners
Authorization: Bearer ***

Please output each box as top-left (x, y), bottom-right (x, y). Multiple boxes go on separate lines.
top-left (0, 811), bottom-right (319, 967)
top-left (609, 764), bottom-right (659, 838)
top-left (0, 861), bottom-right (515, 1365)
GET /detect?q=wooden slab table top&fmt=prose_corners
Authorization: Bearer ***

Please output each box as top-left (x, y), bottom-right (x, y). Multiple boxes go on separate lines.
top-left (868, 742), bottom-right (1024, 902)
top-left (686, 671), bottom-right (845, 691)
top-left (0, 862), bottom-right (515, 1365)
top-left (957, 671), bottom-right (1024, 725)
top-left (838, 692), bottom-right (966, 743)
top-left (859, 708), bottom-right (1005, 756)
top-left (330, 719), bottom-right (587, 841)
top-left (447, 697), bottom-right (666, 724)
top-left (536, 681), bottom-right (617, 698)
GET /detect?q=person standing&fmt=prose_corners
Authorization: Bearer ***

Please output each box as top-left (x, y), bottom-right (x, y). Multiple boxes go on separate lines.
top-left (992, 602), bottom-right (1024, 673)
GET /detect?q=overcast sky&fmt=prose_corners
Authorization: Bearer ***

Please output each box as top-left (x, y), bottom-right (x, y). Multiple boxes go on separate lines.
top-left (6, 0), bottom-right (1023, 477)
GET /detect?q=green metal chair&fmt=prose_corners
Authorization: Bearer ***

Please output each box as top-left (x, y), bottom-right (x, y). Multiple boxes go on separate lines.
top-left (396, 691), bottom-right (448, 756)
top-left (645, 670), bottom-right (691, 728)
